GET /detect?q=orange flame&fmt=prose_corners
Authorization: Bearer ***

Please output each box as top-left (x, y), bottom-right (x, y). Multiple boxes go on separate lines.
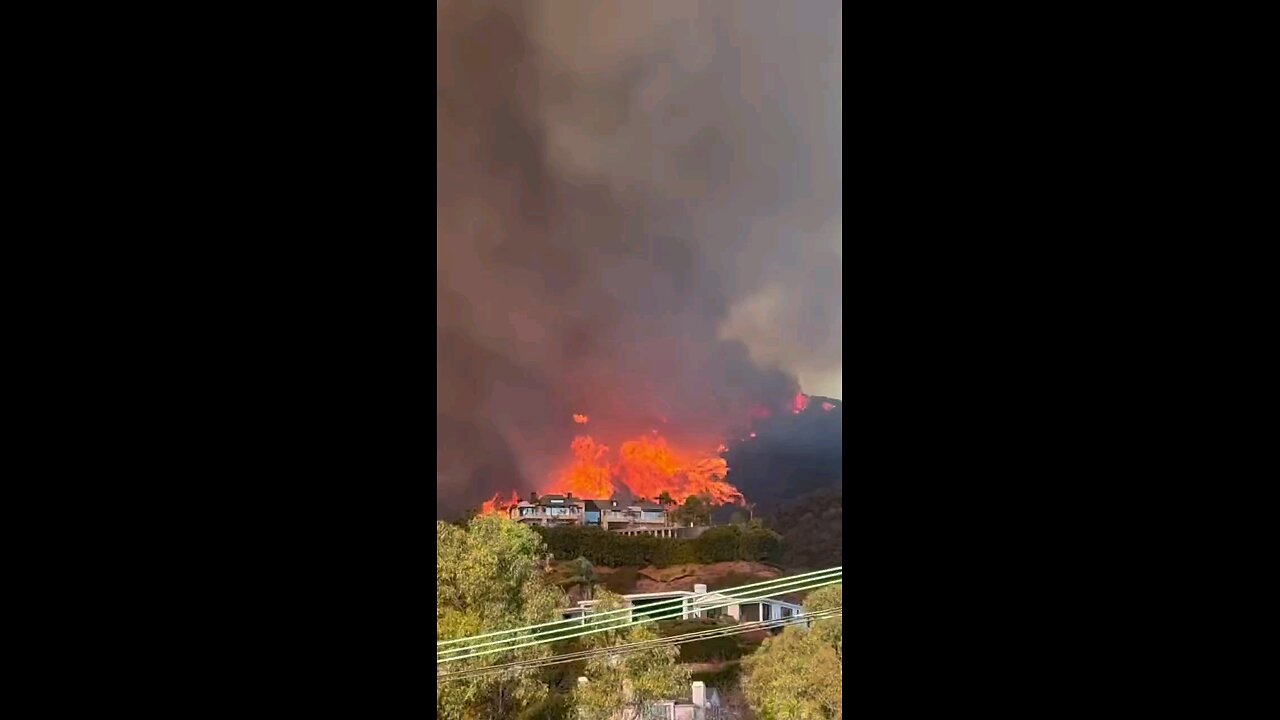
top-left (480, 490), bottom-right (522, 516)
top-left (792, 392), bottom-right (809, 414)
top-left (546, 432), bottom-right (743, 506)
top-left (617, 435), bottom-right (741, 505)
top-left (572, 414), bottom-right (589, 424)
top-left (549, 436), bottom-right (616, 498)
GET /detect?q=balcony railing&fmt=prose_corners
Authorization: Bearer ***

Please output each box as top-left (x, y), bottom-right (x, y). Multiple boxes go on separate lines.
top-left (514, 509), bottom-right (581, 520)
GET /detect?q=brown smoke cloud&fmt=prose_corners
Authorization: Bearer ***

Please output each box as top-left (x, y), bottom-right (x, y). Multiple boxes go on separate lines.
top-left (437, 0), bottom-right (842, 517)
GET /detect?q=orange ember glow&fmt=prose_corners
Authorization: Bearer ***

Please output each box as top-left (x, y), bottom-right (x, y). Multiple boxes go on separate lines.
top-left (792, 392), bottom-right (809, 414)
top-left (546, 431), bottom-right (743, 506)
top-left (822, 401), bottom-right (835, 412)
top-left (551, 436), bottom-right (616, 498)
top-left (749, 432), bottom-right (757, 438)
top-left (573, 414), bottom-right (589, 424)
top-left (480, 490), bottom-right (521, 516)
top-left (619, 435), bottom-right (741, 505)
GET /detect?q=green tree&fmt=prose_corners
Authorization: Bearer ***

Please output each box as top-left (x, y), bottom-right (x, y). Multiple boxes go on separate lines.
top-left (741, 584), bottom-right (843, 719)
top-left (656, 491), bottom-right (675, 507)
top-left (436, 516), bottom-right (566, 719)
top-left (574, 591), bottom-right (690, 720)
top-left (567, 556), bottom-right (598, 601)
top-left (672, 494), bottom-right (711, 526)
top-left (803, 584), bottom-right (843, 661)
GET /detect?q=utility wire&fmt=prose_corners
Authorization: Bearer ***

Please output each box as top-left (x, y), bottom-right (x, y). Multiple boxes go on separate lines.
top-left (438, 577), bottom-right (842, 663)
top-left (438, 574), bottom-right (841, 663)
top-left (438, 569), bottom-right (841, 658)
top-left (439, 608), bottom-right (843, 679)
top-left (437, 607), bottom-right (843, 681)
top-left (437, 565), bottom-right (842, 647)
top-left (438, 576), bottom-right (841, 662)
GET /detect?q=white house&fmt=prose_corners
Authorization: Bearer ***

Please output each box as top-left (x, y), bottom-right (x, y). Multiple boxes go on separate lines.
top-left (562, 583), bottom-right (805, 625)
top-left (576, 679), bottom-right (721, 720)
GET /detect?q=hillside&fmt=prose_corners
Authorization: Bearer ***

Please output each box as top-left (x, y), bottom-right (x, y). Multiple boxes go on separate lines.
top-left (627, 561), bottom-right (783, 593)
top-left (720, 394), bottom-right (842, 519)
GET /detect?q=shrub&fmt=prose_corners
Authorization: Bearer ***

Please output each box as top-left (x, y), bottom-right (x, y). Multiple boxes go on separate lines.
top-left (533, 524), bottom-right (784, 568)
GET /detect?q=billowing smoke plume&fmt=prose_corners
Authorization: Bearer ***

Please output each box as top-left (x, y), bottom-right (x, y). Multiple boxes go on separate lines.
top-left (437, 0), bottom-right (842, 517)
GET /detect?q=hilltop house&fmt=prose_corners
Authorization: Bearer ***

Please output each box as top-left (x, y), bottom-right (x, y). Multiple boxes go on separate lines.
top-left (509, 492), bottom-right (693, 537)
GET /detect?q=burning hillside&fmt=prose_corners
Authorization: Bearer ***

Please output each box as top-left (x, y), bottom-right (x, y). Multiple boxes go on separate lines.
top-left (435, 1), bottom-right (841, 520)
top-left (477, 393), bottom-right (845, 516)
top-left (478, 428), bottom-right (740, 517)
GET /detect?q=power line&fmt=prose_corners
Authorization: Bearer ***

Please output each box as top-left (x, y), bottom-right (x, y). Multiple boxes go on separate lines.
top-left (438, 576), bottom-right (842, 663)
top-left (440, 608), bottom-right (842, 679)
top-left (437, 574), bottom-right (841, 662)
top-left (435, 571), bottom-right (844, 661)
top-left (437, 565), bottom-right (842, 647)
top-left (437, 568), bottom-right (841, 658)
top-left (438, 607), bottom-right (843, 681)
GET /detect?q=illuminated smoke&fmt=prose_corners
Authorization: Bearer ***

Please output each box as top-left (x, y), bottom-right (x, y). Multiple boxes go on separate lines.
top-left (437, 0), bottom-right (841, 516)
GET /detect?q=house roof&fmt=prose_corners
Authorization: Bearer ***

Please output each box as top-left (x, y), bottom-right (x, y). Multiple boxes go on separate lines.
top-left (635, 502), bottom-right (667, 511)
top-left (536, 494), bottom-right (579, 506)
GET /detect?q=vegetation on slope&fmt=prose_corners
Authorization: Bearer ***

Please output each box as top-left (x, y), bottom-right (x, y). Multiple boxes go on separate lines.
top-left (534, 523), bottom-right (782, 568)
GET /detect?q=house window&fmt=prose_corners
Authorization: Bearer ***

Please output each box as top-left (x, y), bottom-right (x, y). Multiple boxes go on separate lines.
top-left (762, 604), bottom-right (772, 621)
top-left (781, 607), bottom-right (793, 618)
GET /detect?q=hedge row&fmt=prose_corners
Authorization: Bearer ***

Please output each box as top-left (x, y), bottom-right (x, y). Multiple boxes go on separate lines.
top-left (534, 524), bottom-right (783, 568)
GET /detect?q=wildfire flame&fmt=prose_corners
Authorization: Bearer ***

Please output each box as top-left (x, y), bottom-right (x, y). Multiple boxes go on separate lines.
top-left (545, 431), bottom-right (743, 506)
top-left (482, 399), bottom-right (790, 516)
top-left (792, 392), bottom-right (809, 414)
top-left (480, 490), bottom-right (522, 516)
top-left (553, 436), bottom-right (616, 498)
top-left (618, 435), bottom-right (741, 505)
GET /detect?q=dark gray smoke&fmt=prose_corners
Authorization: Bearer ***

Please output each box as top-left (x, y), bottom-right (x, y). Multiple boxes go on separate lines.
top-left (437, 0), bottom-right (842, 517)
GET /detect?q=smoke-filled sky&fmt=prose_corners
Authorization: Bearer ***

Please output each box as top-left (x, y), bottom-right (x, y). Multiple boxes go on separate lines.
top-left (437, 0), bottom-right (842, 516)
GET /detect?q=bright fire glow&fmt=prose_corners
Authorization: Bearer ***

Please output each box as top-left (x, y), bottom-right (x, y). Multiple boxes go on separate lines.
top-left (551, 436), bottom-right (616, 498)
top-left (545, 431), bottom-right (743, 506)
top-left (792, 392), bottom-right (809, 414)
top-left (572, 414), bottom-right (589, 424)
top-left (822, 401), bottom-right (835, 412)
top-left (480, 490), bottom-right (521, 516)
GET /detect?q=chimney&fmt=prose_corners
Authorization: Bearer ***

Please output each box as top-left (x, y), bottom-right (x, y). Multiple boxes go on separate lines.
top-left (691, 681), bottom-right (706, 709)
top-left (530, 491), bottom-right (538, 503)
top-left (694, 583), bottom-right (708, 595)
top-left (566, 492), bottom-right (573, 501)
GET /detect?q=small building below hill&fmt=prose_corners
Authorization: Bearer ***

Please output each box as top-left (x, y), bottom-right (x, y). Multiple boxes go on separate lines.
top-left (561, 583), bottom-right (805, 625)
